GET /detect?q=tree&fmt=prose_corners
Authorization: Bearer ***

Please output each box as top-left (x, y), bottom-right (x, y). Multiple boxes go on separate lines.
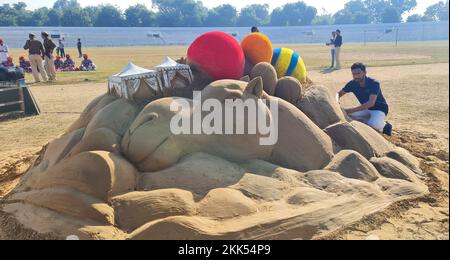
top-left (153, 0), bottom-right (207, 27)
top-left (425, 1), bottom-right (449, 21)
top-left (81, 6), bottom-right (101, 27)
top-left (312, 14), bottom-right (334, 25)
top-left (61, 8), bottom-right (89, 27)
top-left (269, 1), bottom-right (317, 26)
top-left (333, 0), bottom-right (416, 24)
top-left (237, 4), bottom-right (270, 27)
top-left (407, 14), bottom-right (422, 22)
top-left (382, 7), bottom-right (401, 23)
top-left (53, 0), bottom-right (81, 10)
top-left (12, 2), bottom-right (27, 12)
top-left (421, 15), bottom-right (434, 21)
top-left (270, 7), bottom-right (285, 26)
top-left (365, 0), bottom-right (388, 23)
top-left (0, 0), bottom-right (436, 27)
top-left (334, 0), bottom-right (372, 24)
top-left (94, 5), bottom-right (125, 27)
top-left (7, 2), bottom-right (32, 26)
top-left (390, 0), bottom-right (417, 14)
top-left (205, 4), bottom-right (238, 27)
top-left (46, 9), bottom-right (62, 26)
top-left (333, 10), bottom-right (354, 24)
top-left (0, 4), bottom-right (17, 26)
top-left (125, 4), bottom-right (156, 27)
top-left (283, 2), bottom-right (317, 26)
top-left (153, 0), bottom-right (182, 26)
top-left (345, 0), bottom-right (369, 13)
top-left (354, 11), bottom-right (371, 24)
top-left (31, 8), bottom-right (50, 26)
top-left (181, 0), bottom-right (208, 27)
top-left (52, 0), bottom-right (87, 26)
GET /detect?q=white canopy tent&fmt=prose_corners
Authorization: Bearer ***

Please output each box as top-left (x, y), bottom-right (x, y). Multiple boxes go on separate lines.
top-left (108, 62), bottom-right (161, 100)
top-left (155, 57), bottom-right (193, 90)
top-left (108, 58), bottom-right (193, 100)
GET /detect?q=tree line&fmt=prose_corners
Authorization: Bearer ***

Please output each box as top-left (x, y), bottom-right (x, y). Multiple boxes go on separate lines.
top-left (0, 0), bottom-right (448, 27)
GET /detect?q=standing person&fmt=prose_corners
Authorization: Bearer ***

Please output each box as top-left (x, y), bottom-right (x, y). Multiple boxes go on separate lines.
top-left (0, 38), bottom-right (9, 64)
top-left (326, 31), bottom-right (336, 69)
top-left (334, 29), bottom-right (343, 70)
top-left (42, 32), bottom-right (57, 81)
top-left (58, 39), bottom-right (65, 58)
top-left (77, 38), bottom-right (83, 58)
top-left (24, 33), bottom-right (48, 83)
top-left (337, 63), bottom-right (392, 136)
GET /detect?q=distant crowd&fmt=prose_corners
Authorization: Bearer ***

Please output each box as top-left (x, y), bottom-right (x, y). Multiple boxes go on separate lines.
top-left (0, 34), bottom-right (96, 83)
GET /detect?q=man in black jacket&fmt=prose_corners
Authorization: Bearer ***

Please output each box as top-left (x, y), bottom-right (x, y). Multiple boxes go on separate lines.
top-left (334, 29), bottom-right (343, 70)
top-left (41, 32), bottom-right (57, 81)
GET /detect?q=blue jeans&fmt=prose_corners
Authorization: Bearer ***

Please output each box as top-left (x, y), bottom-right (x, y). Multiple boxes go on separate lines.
top-left (331, 49), bottom-right (335, 67)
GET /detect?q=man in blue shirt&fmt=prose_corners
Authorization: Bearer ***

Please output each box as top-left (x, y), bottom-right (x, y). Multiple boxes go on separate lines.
top-left (338, 63), bottom-right (393, 136)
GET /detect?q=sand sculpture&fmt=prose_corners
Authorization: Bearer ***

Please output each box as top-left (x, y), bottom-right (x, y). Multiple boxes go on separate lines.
top-left (0, 33), bottom-right (428, 240)
top-left (1, 61), bottom-right (428, 240)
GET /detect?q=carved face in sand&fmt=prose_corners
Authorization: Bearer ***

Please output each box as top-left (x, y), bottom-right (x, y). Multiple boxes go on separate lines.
top-left (122, 98), bottom-right (186, 172)
top-left (122, 78), bottom-right (276, 173)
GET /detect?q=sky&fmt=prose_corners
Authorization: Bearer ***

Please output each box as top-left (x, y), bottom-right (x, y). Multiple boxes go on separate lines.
top-left (0, 0), bottom-right (444, 15)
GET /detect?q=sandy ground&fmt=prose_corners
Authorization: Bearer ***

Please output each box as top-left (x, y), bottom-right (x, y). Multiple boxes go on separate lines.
top-left (0, 62), bottom-right (448, 240)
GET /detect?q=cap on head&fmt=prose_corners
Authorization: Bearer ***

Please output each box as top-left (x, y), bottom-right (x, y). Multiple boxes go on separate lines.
top-left (29, 33), bottom-right (35, 38)
top-left (41, 31), bottom-right (49, 37)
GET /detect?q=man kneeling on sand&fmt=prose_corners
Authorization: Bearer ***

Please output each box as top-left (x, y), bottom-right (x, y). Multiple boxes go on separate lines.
top-left (338, 62), bottom-right (393, 136)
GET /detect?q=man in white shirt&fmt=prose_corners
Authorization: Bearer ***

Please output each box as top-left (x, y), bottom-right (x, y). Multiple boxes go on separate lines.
top-left (326, 31), bottom-right (336, 69)
top-left (58, 38), bottom-right (66, 58)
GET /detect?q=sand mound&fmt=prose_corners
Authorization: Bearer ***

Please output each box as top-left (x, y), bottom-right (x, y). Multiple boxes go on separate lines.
top-left (0, 75), bottom-right (428, 240)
